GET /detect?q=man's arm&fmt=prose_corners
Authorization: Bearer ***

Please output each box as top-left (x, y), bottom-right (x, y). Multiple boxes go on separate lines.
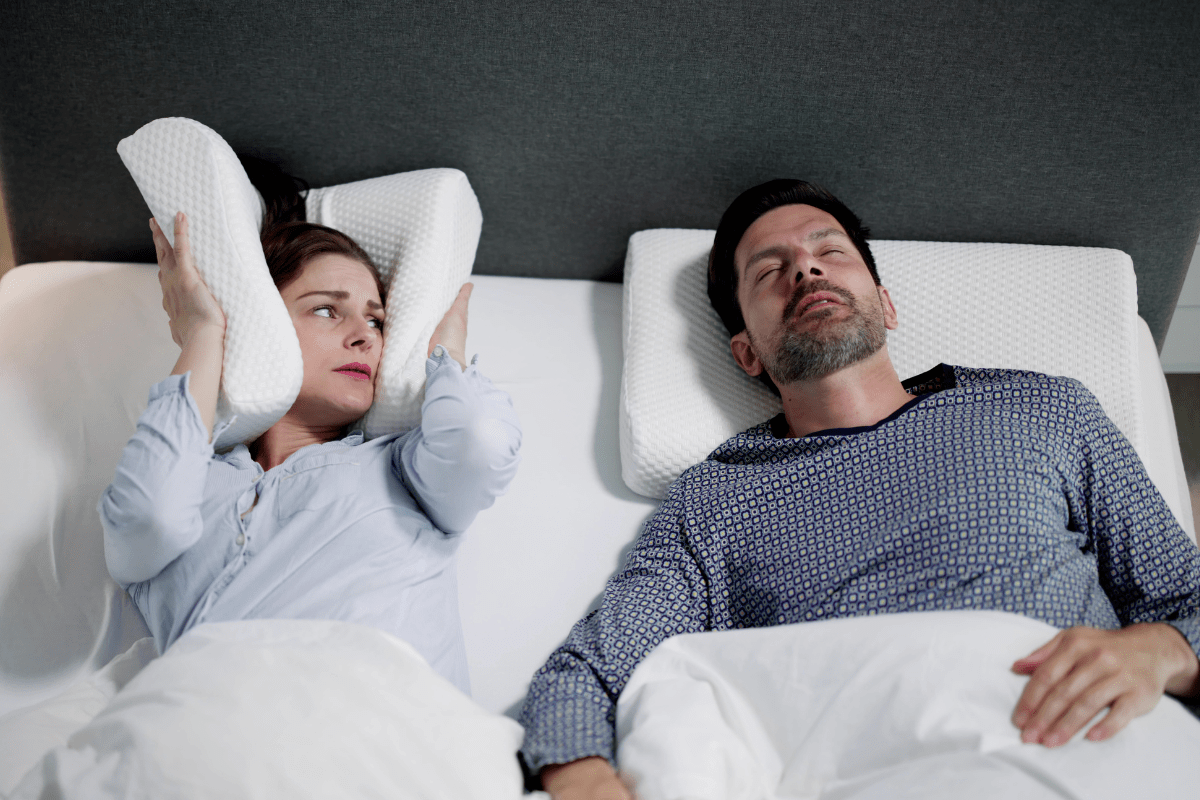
top-left (1010, 378), bottom-right (1200, 745)
top-left (518, 485), bottom-right (711, 795)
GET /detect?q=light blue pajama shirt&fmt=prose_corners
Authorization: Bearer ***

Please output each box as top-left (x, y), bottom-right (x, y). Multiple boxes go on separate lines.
top-left (100, 350), bottom-right (520, 694)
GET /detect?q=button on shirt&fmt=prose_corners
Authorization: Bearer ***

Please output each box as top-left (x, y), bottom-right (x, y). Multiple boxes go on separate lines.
top-left (100, 351), bottom-right (521, 694)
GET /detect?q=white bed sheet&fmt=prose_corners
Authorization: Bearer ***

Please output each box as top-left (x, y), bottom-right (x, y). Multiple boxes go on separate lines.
top-left (0, 261), bottom-right (1192, 731)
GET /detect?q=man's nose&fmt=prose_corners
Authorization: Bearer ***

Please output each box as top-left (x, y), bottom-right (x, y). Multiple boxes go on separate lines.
top-left (792, 253), bottom-right (824, 283)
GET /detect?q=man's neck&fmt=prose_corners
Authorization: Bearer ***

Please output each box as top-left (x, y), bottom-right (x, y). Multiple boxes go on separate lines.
top-left (777, 349), bottom-right (914, 438)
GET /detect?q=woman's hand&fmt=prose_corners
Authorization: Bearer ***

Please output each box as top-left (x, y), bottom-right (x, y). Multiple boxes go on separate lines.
top-left (152, 213), bottom-right (226, 347)
top-left (152, 212), bottom-right (225, 440)
top-left (427, 282), bottom-right (472, 369)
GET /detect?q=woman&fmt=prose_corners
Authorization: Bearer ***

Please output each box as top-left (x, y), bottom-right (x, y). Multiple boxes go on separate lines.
top-left (99, 182), bottom-right (520, 694)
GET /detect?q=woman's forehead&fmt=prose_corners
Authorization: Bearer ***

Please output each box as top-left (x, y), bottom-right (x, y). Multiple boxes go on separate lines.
top-left (285, 253), bottom-right (382, 304)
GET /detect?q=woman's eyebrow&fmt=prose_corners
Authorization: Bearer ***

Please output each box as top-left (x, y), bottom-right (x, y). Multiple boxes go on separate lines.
top-left (296, 290), bottom-right (383, 310)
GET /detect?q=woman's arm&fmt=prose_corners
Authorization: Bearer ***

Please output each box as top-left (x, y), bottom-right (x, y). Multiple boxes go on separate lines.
top-left (396, 284), bottom-right (522, 534)
top-left (99, 213), bottom-right (228, 586)
top-left (152, 213), bottom-right (226, 436)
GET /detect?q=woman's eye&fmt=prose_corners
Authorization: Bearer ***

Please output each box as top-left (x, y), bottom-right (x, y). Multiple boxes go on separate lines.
top-left (368, 318), bottom-right (383, 330)
top-left (313, 306), bottom-right (334, 318)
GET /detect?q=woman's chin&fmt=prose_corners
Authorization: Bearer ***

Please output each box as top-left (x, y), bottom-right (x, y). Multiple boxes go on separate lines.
top-left (289, 392), bottom-right (375, 431)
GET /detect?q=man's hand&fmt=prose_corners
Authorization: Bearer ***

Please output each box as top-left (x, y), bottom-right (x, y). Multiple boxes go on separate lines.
top-left (1011, 623), bottom-right (1200, 747)
top-left (541, 757), bottom-right (633, 800)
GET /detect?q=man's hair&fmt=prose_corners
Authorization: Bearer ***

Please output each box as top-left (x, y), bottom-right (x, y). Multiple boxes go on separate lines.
top-left (706, 179), bottom-right (878, 337)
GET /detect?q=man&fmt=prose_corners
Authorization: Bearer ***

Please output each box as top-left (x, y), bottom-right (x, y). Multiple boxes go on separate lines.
top-left (520, 180), bottom-right (1200, 798)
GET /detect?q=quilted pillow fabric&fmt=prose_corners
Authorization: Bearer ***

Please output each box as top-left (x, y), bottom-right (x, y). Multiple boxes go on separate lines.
top-left (118, 118), bottom-right (301, 449)
top-left (620, 230), bottom-right (1141, 499)
top-left (118, 117), bottom-right (481, 448)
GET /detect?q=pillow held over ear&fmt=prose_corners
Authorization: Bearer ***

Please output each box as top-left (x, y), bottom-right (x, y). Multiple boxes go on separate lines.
top-left (118, 118), bottom-right (481, 448)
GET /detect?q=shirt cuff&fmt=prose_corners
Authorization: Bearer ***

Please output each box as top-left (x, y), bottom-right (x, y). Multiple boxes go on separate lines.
top-left (425, 345), bottom-right (479, 374)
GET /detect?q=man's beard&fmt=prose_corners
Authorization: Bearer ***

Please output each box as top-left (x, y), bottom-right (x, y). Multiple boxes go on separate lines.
top-left (750, 280), bottom-right (888, 385)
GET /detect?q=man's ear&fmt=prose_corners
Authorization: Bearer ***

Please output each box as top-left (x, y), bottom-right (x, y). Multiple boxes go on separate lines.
top-left (878, 285), bottom-right (899, 331)
top-left (730, 331), bottom-right (765, 377)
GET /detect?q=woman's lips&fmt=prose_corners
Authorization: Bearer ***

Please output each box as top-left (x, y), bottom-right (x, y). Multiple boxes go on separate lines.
top-left (335, 362), bottom-right (372, 381)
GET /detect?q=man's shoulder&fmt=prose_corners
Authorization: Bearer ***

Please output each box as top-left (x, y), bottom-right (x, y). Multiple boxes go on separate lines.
top-left (943, 364), bottom-right (1094, 403)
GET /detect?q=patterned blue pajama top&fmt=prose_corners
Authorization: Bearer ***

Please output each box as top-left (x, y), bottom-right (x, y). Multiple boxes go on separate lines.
top-left (100, 350), bottom-right (521, 695)
top-left (518, 364), bottom-right (1200, 771)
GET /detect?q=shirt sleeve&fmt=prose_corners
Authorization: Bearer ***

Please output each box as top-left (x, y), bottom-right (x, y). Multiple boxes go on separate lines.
top-left (518, 483), bottom-right (711, 774)
top-left (395, 348), bottom-right (522, 535)
top-left (98, 373), bottom-right (218, 588)
top-left (1061, 379), bottom-right (1200, 668)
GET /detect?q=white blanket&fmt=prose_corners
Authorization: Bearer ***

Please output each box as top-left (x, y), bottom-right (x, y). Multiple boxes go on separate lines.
top-left (6, 620), bottom-right (526, 800)
top-left (616, 611), bottom-right (1200, 800)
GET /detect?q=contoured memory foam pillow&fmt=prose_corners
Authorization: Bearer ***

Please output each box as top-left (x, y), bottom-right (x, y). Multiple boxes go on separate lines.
top-left (621, 229), bottom-right (1143, 499)
top-left (118, 117), bottom-right (481, 449)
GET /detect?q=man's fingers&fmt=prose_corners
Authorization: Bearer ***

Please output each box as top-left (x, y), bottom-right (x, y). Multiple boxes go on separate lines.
top-left (1018, 659), bottom-right (1096, 742)
top-left (1012, 639), bottom-right (1077, 727)
top-left (1038, 674), bottom-right (1125, 746)
top-left (1012, 631), bottom-right (1064, 674)
top-left (1086, 692), bottom-right (1143, 742)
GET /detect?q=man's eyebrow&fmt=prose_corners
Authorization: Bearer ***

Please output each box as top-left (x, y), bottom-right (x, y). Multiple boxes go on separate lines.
top-left (806, 227), bottom-right (849, 242)
top-left (296, 290), bottom-right (384, 310)
top-left (743, 245), bottom-right (791, 276)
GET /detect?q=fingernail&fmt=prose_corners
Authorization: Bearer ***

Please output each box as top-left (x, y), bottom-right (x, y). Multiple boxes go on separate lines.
top-left (1086, 729), bottom-right (1105, 741)
top-left (1043, 734), bottom-right (1061, 747)
top-left (1012, 712), bottom-right (1027, 726)
top-left (1021, 729), bottom-right (1039, 744)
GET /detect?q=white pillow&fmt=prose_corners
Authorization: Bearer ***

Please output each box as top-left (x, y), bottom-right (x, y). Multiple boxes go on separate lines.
top-left (117, 117), bottom-right (481, 448)
top-left (620, 230), bottom-right (1142, 499)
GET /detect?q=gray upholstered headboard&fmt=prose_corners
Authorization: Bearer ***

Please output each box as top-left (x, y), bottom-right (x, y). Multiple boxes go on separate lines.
top-left (1, 0), bottom-right (1197, 346)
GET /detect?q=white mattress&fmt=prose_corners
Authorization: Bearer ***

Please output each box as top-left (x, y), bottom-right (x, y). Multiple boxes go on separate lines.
top-left (0, 262), bottom-right (1191, 727)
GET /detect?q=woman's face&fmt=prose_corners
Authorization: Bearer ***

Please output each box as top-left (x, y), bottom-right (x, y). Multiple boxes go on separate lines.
top-left (279, 253), bottom-right (385, 428)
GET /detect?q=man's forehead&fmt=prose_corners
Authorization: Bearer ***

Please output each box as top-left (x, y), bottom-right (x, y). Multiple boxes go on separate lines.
top-left (735, 204), bottom-right (850, 269)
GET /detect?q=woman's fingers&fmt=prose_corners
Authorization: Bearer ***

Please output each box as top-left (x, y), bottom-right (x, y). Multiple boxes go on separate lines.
top-left (152, 212), bottom-right (226, 347)
top-left (427, 282), bottom-right (473, 366)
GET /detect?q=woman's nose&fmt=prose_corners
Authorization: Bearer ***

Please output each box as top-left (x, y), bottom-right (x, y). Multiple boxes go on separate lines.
top-left (346, 318), bottom-right (378, 349)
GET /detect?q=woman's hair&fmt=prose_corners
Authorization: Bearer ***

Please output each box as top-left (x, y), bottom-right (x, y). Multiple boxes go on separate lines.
top-left (238, 155), bottom-right (385, 298)
top-left (706, 179), bottom-right (877, 337)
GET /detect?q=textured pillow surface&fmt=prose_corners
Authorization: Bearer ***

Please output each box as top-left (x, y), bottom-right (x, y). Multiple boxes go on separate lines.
top-left (118, 117), bottom-right (481, 447)
top-left (621, 230), bottom-right (1141, 499)
top-left (306, 170), bottom-right (481, 436)
top-left (117, 118), bottom-right (302, 449)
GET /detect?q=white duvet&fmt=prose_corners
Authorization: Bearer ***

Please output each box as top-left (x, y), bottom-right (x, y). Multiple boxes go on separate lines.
top-left (4, 620), bottom-right (526, 800)
top-left (616, 611), bottom-right (1200, 800)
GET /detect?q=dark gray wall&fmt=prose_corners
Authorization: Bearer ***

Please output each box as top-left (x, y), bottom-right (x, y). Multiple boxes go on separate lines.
top-left (2, 0), bottom-right (1197, 345)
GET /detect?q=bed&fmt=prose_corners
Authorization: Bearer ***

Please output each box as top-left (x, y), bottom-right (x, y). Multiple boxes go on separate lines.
top-left (1, 1), bottom-right (1198, 797)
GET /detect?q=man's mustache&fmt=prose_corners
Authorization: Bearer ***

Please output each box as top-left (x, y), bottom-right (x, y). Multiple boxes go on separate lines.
top-left (782, 280), bottom-right (857, 323)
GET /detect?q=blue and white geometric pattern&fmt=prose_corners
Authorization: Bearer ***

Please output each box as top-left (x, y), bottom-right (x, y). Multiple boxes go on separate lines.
top-left (520, 365), bottom-right (1200, 773)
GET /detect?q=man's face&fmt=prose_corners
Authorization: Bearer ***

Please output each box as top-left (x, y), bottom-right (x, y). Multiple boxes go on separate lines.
top-left (730, 204), bottom-right (898, 385)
